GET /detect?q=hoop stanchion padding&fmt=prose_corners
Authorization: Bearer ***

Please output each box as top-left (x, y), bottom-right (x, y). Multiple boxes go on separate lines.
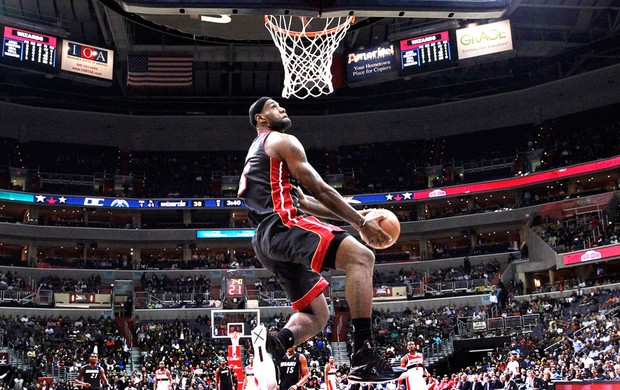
top-left (265, 15), bottom-right (354, 99)
top-left (228, 332), bottom-right (243, 390)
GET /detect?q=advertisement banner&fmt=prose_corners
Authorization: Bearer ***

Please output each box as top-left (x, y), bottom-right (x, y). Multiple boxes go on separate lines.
top-left (456, 19), bottom-right (513, 60)
top-left (563, 244), bottom-right (620, 266)
top-left (346, 43), bottom-right (397, 84)
top-left (61, 40), bottom-right (114, 80)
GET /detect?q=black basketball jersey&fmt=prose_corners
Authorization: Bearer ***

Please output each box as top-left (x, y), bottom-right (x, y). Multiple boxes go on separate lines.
top-left (217, 366), bottom-right (234, 390)
top-left (238, 130), bottom-right (304, 227)
top-left (279, 352), bottom-right (302, 390)
top-left (80, 364), bottom-right (103, 389)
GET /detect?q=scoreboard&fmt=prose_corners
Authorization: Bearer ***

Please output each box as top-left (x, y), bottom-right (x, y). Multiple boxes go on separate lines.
top-left (397, 30), bottom-right (454, 76)
top-left (1, 26), bottom-right (58, 70)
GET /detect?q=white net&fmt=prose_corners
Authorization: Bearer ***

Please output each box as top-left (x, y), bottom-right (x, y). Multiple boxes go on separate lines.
top-left (265, 15), bottom-right (354, 99)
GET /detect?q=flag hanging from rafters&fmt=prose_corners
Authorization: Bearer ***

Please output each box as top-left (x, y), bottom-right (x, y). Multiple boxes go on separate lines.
top-left (127, 55), bottom-right (193, 87)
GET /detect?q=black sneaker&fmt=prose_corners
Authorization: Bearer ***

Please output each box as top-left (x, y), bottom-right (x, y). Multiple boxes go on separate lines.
top-left (348, 341), bottom-right (406, 383)
top-left (266, 329), bottom-right (287, 361)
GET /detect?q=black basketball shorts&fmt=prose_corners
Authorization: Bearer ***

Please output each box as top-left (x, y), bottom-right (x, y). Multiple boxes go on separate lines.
top-left (252, 214), bottom-right (349, 310)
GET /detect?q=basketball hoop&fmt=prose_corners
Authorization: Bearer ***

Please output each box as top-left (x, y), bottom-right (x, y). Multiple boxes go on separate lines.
top-left (264, 14), bottom-right (355, 99)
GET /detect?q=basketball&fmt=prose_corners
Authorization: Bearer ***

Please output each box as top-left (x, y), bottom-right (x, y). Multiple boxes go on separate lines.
top-left (361, 208), bottom-right (400, 250)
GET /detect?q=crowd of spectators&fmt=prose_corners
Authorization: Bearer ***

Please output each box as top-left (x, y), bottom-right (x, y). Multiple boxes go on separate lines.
top-left (459, 287), bottom-right (620, 387)
top-left (140, 275), bottom-right (212, 296)
top-left (137, 252), bottom-right (259, 271)
top-left (335, 287), bottom-right (620, 389)
top-left (429, 243), bottom-right (516, 261)
top-left (2, 241), bottom-right (516, 273)
top-left (2, 103), bottom-right (618, 199)
top-left (0, 314), bottom-right (130, 388)
top-left (0, 270), bottom-right (27, 292)
top-left (38, 256), bottom-right (132, 270)
top-left (125, 313), bottom-right (335, 390)
top-left (528, 262), bottom-right (620, 295)
top-left (2, 283), bottom-right (620, 390)
top-left (134, 257), bottom-right (506, 309)
top-left (371, 256), bottom-right (500, 290)
top-left (0, 254), bottom-right (507, 311)
top-left (0, 78), bottom-right (619, 390)
top-left (533, 211), bottom-right (618, 254)
top-left (37, 275), bottom-right (104, 294)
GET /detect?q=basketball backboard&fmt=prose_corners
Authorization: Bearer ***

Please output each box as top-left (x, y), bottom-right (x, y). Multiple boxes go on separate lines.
top-left (211, 308), bottom-right (260, 339)
top-left (115, 0), bottom-right (508, 40)
top-left (117, 0), bottom-right (508, 17)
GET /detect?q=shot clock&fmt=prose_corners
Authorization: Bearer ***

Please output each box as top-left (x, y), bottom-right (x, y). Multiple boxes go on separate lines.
top-left (225, 277), bottom-right (245, 297)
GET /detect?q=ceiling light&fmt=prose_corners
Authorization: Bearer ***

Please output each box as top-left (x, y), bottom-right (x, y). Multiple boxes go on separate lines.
top-left (200, 15), bottom-right (232, 24)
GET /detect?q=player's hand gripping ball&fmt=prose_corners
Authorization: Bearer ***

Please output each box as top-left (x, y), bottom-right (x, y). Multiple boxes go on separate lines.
top-left (360, 208), bottom-right (400, 249)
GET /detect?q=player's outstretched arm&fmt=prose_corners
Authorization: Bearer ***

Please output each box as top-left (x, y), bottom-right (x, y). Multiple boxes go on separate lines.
top-left (295, 185), bottom-right (341, 220)
top-left (266, 132), bottom-right (390, 247)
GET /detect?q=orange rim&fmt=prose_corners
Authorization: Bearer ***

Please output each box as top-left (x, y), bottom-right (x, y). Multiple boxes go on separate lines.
top-left (264, 15), bottom-right (355, 38)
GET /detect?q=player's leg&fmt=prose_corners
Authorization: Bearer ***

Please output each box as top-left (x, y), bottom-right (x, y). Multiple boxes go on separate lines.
top-left (252, 294), bottom-right (328, 390)
top-left (334, 236), bottom-right (405, 383)
top-left (334, 236), bottom-right (374, 319)
top-left (251, 224), bottom-right (332, 390)
top-left (281, 293), bottom-right (330, 342)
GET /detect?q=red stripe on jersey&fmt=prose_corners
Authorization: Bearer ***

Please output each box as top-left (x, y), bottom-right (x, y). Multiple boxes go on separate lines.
top-left (269, 157), bottom-right (299, 224)
top-left (292, 276), bottom-right (329, 310)
top-left (294, 216), bottom-right (337, 272)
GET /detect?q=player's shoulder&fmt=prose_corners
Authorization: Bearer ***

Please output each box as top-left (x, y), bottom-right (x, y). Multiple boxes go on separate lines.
top-left (264, 131), bottom-right (301, 158)
top-left (266, 130), bottom-right (296, 145)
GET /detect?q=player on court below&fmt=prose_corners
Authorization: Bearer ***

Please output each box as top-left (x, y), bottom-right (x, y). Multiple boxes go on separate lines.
top-left (215, 358), bottom-right (238, 390)
top-left (324, 356), bottom-right (339, 390)
top-left (278, 347), bottom-right (310, 390)
top-left (154, 361), bottom-right (173, 390)
top-left (75, 353), bottom-right (109, 390)
top-left (243, 356), bottom-right (259, 390)
top-left (400, 341), bottom-right (429, 390)
top-left (239, 97), bottom-right (403, 389)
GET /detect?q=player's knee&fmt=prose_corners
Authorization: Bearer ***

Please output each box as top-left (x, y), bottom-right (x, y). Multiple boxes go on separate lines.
top-left (316, 301), bottom-right (330, 328)
top-left (317, 310), bottom-right (330, 329)
top-left (350, 244), bottom-right (375, 269)
top-left (335, 237), bottom-right (375, 271)
top-left (306, 294), bottom-right (330, 327)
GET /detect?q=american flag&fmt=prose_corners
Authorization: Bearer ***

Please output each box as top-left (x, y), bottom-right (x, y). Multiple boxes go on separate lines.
top-left (127, 55), bottom-right (193, 87)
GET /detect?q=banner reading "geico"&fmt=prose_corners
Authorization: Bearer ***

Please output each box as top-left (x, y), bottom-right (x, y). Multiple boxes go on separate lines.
top-left (456, 19), bottom-right (513, 60)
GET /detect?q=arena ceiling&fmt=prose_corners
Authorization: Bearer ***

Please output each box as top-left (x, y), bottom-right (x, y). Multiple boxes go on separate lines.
top-left (0, 0), bottom-right (618, 116)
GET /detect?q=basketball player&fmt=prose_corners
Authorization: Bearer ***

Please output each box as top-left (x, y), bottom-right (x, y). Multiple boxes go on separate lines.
top-left (279, 347), bottom-right (310, 390)
top-left (75, 353), bottom-right (109, 390)
top-left (154, 361), bottom-right (173, 390)
top-left (243, 356), bottom-right (259, 390)
top-left (240, 97), bottom-right (402, 388)
top-left (215, 358), bottom-right (237, 390)
top-left (400, 341), bottom-right (429, 390)
top-left (324, 356), bottom-right (339, 390)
